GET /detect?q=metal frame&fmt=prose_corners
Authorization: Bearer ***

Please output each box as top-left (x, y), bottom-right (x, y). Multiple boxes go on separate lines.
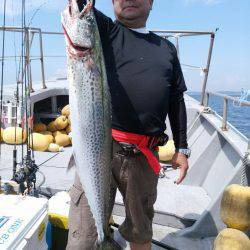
top-left (0, 27), bottom-right (215, 97)
top-left (151, 30), bottom-right (216, 106)
top-left (0, 26), bottom-right (62, 91)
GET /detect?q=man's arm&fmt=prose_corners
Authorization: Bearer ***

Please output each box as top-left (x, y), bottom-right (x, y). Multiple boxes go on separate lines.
top-left (168, 94), bottom-right (187, 149)
top-left (168, 43), bottom-right (189, 184)
top-left (168, 95), bottom-right (189, 184)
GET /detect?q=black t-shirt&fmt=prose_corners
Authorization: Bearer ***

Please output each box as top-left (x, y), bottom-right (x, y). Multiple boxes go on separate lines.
top-left (83, 7), bottom-right (187, 136)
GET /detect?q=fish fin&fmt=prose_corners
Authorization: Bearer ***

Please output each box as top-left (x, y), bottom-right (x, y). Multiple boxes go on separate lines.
top-left (97, 236), bottom-right (122, 250)
top-left (67, 152), bottom-right (76, 171)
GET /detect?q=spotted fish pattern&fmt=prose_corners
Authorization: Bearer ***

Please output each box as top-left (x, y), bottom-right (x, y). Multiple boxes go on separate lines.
top-left (61, 0), bottom-right (112, 244)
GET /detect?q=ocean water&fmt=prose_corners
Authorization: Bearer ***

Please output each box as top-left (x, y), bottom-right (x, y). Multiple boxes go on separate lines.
top-left (188, 92), bottom-right (250, 139)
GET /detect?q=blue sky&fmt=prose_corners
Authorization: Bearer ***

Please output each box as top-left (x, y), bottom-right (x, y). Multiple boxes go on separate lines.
top-left (0, 0), bottom-right (249, 91)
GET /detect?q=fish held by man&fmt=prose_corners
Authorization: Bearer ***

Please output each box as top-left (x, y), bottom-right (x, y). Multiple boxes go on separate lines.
top-left (61, 0), bottom-right (119, 248)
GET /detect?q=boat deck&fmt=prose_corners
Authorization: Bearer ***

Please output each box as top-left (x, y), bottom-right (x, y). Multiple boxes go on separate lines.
top-left (112, 215), bottom-right (215, 250)
top-left (0, 81), bottom-right (249, 250)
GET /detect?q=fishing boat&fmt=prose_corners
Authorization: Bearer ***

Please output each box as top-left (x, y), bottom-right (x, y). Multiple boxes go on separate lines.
top-left (0, 24), bottom-right (249, 250)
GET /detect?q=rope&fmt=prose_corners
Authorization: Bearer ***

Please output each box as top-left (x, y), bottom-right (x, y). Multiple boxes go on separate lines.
top-left (187, 106), bottom-right (213, 135)
top-left (241, 150), bottom-right (250, 186)
top-left (37, 152), bottom-right (60, 167)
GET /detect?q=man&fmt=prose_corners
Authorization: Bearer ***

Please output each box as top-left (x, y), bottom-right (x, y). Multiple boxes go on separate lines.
top-left (67, 0), bottom-right (189, 249)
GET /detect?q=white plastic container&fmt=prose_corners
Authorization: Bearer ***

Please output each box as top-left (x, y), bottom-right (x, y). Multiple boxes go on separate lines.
top-left (0, 194), bottom-right (48, 250)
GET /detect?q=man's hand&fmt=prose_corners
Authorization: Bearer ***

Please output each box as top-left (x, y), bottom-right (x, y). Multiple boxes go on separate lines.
top-left (171, 152), bottom-right (189, 185)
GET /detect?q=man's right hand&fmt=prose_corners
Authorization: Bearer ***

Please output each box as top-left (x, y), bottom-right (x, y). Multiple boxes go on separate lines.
top-left (171, 152), bottom-right (189, 185)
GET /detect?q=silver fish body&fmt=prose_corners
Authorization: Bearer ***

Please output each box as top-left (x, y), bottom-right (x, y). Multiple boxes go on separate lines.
top-left (61, 0), bottom-right (112, 244)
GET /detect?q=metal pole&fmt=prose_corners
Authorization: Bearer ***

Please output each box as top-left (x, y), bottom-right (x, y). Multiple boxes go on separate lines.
top-left (26, 29), bottom-right (34, 92)
top-left (175, 36), bottom-right (180, 59)
top-left (204, 92), bottom-right (209, 107)
top-left (29, 31), bottom-right (35, 48)
top-left (221, 98), bottom-right (228, 131)
top-left (12, 149), bottom-right (17, 179)
top-left (28, 30), bottom-right (34, 93)
top-left (200, 33), bottom-right (215, 105)
top-left (151, 30), bottom-right (214, 35)
top-left (29, 62), bottom-right (33, 93)
top-left (206, 91), bottom-right (250, 106)
top-left (38, 29), bottom-right (46, 89)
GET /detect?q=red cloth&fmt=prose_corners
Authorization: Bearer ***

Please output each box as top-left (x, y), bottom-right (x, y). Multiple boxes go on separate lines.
top-left (112, 129), bottom-right (161, 175)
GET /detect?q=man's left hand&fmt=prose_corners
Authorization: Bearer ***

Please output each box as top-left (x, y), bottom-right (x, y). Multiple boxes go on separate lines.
top-left (171, 152), bottom-right (189, 185)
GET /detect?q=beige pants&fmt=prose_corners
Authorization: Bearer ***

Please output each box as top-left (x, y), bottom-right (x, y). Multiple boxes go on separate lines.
top-left (66, 142), bottom-right (158, 249)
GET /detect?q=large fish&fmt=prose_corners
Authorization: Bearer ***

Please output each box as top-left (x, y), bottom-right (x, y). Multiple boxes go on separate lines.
top-left (61, 1), bottom-right (118, 248)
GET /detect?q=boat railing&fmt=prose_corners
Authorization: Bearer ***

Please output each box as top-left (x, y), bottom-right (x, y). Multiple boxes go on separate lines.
top-left (0, 26), bottom-right (64, 92)
top-left (151, 30), bottom-right (216, 106)
top-left (0, 26), bottom-right (215, 100)
top-left (204, 91), bottom-right (250, 131)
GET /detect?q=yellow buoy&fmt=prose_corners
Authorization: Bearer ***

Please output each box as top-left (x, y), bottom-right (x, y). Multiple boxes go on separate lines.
top-left (214, 228), bottom-right (250, 250)
top-left (40, 131), bottom-right (54, 144)
top-left (65, 124), bottom-right (71, 134)
top-left (158, 140), bottom-right (175, 162)
top-left (220, 184), bottom-right (250, 231)
top-left (48, 143), bottom-right (63, 152)
top-left (40, 130), bottom-right (52, 135)
top-left (1, 127), bottom-right (4, 141)
top-left (33, 123), bottom-right (47, 133)
top-left (53, 130), bottom-right (67, 137)
top-left (47, 121), bottom-right (58, 132)
top-left (61, 104), bottom-right (70, 117)
top-left (55, 116), bottom-right (68, 130)
top-left (28, 133), bottom-right (50, 152)
top-left (3, 127), bottom-right (26, 144)
top-left (55, 134), bottom-right (71, 147)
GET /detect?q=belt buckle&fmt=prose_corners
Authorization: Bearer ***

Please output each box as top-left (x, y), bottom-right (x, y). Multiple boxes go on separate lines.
top-left (119, 142), bottom-right (139, 154)
top-left (119, 142), bottom-right (133, 150)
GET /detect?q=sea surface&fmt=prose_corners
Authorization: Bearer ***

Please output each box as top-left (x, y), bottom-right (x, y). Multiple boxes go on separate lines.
top-left (188, 91), bottom-right (250, 139)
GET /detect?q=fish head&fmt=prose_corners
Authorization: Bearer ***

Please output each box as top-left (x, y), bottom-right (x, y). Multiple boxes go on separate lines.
top-left (61, 0), bottom-right (95, 58)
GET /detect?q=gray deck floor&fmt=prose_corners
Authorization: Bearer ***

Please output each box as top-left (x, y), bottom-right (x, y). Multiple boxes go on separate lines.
top-left (113, 215), bottom-right (215, 250)
top-left (115, 177), bottom-right (211, 228)
top-left (0, 143), bottom-right (75, 192)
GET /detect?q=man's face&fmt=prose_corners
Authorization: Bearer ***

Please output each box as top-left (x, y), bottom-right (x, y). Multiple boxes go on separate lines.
top-left (112, 0), bottom-right (153, 28)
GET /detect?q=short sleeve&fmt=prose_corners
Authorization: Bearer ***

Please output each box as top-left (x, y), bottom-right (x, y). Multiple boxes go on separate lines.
top-left (170, 44), bottom-right (187, 102)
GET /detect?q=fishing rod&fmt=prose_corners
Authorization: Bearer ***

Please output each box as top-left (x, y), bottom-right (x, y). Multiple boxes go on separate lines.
top-left (10, 0), bottom-right (40, 196)
top-left (12, 0), bottom-right (23, 181)
top-left (10, 0), bottom-right (27, 182)
top-left (0, 0), bottom-right (7, 157)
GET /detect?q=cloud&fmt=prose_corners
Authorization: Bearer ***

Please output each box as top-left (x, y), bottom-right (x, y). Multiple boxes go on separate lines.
top-left (0, 0), bottom-right (67, 17)
top-left (185, 0), bottom-right (223, 5)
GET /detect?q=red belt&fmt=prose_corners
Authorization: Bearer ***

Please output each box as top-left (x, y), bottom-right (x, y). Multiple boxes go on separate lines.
top-left (112, 129), bottom-right (161, 175)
